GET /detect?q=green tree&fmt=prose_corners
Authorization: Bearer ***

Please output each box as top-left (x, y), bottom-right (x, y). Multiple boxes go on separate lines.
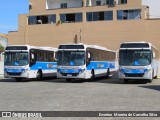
top-left (0, 45), bottom-right (4, 52)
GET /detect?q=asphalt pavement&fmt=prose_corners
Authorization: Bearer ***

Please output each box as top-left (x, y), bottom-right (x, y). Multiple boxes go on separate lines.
top-left (0, 75), bottom-right (160, 120)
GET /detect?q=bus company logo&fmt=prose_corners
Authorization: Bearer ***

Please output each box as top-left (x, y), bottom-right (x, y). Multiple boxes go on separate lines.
top-left (97, 64), bottom-right (104, 68)
top-left (2, 112), bottom-right (11, 117)
top-left (47, 64), bottom-right (53, 68)
top-left (47, 64), bottom-right (56, 69)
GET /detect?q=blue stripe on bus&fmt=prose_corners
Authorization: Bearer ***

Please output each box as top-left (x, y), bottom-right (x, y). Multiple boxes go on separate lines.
top-left (87, 61), bottom-right (115, 70)
top-left (30, 62), bottom-right (57, 70)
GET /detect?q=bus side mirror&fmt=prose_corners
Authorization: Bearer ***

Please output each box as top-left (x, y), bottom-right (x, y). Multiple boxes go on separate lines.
top-left (31, 53), bottom-right (35, 59)
top-left (86, 52), bottom-right (91, 66)
top-left (153, 52), bottom-right (155, 58)
top-left (30, 53), bottom-right (36, 65)
top-left (88, 53), bottom-right (91, 59)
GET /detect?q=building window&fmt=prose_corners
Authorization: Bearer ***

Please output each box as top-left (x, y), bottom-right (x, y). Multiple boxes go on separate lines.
top-left (105, 11), bottom-right (113, 20)
top-left (37, 16), bottom-right (48, 24)
top-left (118, 0), bottom-right (127, 4)
top-left (75, 13), bottom-right (83, 22)
top-left (86, 11), bottom-right (113, 21)
top-left (93, 12), bottom-right (99, 21)
top-left (60, 13), bottom-right (82, 23)
top-left (28, 16), bottom-right (37, 25)
top-left (117, 9), bottom-right (141, 20)
top-left (86, 13), bottom-right (92, 21)
top-left (60, 14), bottom-right (66, 23)
top-left (106, 0), bottom-right (114, 5)
top-left (28, 14), bottom-right (56, 25)
top-left (96, 1), bottom-right (101, 6)
top-left (48, 15), bottom-right (56, 24)
top-left (61, 3), bottom-right (67, 8)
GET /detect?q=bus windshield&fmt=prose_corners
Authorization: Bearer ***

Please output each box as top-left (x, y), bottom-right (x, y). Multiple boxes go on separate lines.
top-left (57, 51), bottom-right (85, 66)
top-left (119, 50), bottom-right (151, 66)
top-left (4, 52), bottom-right (29, 66)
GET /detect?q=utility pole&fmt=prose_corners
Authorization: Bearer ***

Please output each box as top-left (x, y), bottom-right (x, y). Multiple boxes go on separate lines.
top-left (80, 28), bottom-right (82, 43)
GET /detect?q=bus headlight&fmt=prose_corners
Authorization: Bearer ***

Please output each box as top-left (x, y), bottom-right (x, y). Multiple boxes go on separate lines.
top-left (22, 68), bottom-right (28, 73)
top-left (144, 67), bottom-right (151, 74)
top-left (119, 68), bottom-right (125, 74)
top-left (79, 69), bottom-right (85, 74)
top-left (57, 68), bottom-right (60, 72)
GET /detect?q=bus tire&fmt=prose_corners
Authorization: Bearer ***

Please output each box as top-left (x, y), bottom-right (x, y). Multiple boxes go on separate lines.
top-left (106, 68), bottom-right (110, 78)
top-left (15, 78), bottom-right (22, 82)
top-left (91, 69), bottom-right (95, 80)
top-left (153, 75), bottom-right (158, 79)
top-left (148, 79), bottom-right (152, 83)
top-left (66, 78), bottom-right (71, 82)
top-left (124, 79), bottom-right (128, 84)
top-left (152, 70), bottom-right (155, 79)
top-left (36, 70), bottom-right (43, 80)
top-left (153, 69), bottom-right (158, 79)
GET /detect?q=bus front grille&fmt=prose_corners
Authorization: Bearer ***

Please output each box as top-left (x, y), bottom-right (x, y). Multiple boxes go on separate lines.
top-left (61, 73), bottom-right (79, 76)
top-left (7, 72), bottom-right (22, 76)
top-left (125, 73), bottom-right (144, 77)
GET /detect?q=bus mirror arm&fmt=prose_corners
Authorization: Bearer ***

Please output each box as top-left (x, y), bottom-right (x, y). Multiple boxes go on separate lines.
top-left (88, 53), bottom-right (91, 59)
top-left (31, 53), bottom-right (35, 59)
top-left (153, 52), bottom-right (155, 58)
top-left (30, 53), bottom-right (36, 65)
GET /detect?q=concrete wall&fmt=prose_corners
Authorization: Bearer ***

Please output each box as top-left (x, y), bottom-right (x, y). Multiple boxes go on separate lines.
top-left (8, 0), bottom-right (160, 51)
top-left (8, 18), bottom-right (160, 51)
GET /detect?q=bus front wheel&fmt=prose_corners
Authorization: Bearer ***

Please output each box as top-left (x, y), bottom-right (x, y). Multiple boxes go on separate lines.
top-left (66, 79), bottom-right (71, 82)
top-left (15, 78), bottom-right (22, 82)
top-left (148, 79), bottom-right (152, 83)
top-left (91, 69), bottom-right (95, 80)
top-left (124, 79), bottom-right (129, 84)
top-left (36, 70), bottom-right (43, 80)
top-left (106, 68), bottom-right (110, 78)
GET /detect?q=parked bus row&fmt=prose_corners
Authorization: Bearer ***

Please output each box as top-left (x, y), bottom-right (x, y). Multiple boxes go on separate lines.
top-left (3, 42), bottom-right (160, 83)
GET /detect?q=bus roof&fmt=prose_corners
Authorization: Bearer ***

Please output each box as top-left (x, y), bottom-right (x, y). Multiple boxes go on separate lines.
top-left (5, 45), bottom-right (57, 51)
top-left (120, 41), bottom-right (158, 49)
top-left (58, 43), bottom-right (115, 52)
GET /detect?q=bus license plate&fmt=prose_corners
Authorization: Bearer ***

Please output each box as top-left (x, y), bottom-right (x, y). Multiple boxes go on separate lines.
top-left (67, 74), bottom-right (72, 77)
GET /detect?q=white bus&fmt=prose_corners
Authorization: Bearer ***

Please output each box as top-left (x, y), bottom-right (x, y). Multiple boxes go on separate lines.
top-left (119, 42), bottom-right (160, 83)
top-left (57, 43), bottom-right (116, 82)
top-left (4, 45), bottom-right (57, 81)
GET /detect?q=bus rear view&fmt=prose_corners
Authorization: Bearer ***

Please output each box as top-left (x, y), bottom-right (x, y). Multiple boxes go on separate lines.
top-left (118, 42), bottom-right (160, 83)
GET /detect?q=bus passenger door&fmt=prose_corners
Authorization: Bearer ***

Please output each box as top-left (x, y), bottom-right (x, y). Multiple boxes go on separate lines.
top-left (30, 50), bottom-right (36, 66)
top-left (86, 51), bottom-right (91, 66)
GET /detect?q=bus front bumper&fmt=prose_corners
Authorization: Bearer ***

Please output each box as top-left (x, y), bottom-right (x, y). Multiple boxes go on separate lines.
top-left (119, 71), bottom-right (152, 80)
top-left (57, 71), bottom-right (89, 79)
top-left (4, 70), bottom-right (29, 79)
